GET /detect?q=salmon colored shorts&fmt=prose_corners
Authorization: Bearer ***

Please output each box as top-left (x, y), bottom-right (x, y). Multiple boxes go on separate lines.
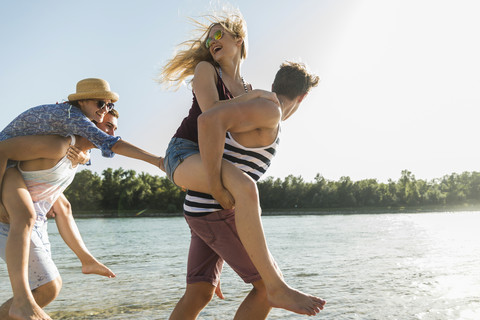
top-left (184, 209), bottom-right (269, 286)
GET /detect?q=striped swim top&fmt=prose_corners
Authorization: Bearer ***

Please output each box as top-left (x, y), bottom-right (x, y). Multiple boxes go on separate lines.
top-left (184, 129), bottom-right (280, 216)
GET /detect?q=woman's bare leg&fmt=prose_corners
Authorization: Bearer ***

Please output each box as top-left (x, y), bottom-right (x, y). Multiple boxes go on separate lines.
top-left (2, 168), bottom-right (52, 320)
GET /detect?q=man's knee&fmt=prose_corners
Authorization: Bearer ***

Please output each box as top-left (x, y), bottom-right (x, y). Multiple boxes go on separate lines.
top-left (251, 280), bottom-right (268, 300)
top-left (190, 288), bottom-right (215, 308)
top-left (33, 276), bottom-right (62, 307)
top-left (183, 282), bottom-right (216, 308)
top-left (199, 289), bottom-right (215, 306)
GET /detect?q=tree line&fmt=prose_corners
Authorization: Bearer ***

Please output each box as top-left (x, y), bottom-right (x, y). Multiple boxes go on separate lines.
top-left (64, 168), bottom-right (480, 215)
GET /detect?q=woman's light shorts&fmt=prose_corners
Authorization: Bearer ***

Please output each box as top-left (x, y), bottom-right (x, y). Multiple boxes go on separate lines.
top-left (0, 221), bottom-right (59, 290)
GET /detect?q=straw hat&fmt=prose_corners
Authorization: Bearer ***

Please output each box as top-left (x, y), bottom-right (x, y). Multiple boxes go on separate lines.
top-left (68, 78), bottom-right (119, 102)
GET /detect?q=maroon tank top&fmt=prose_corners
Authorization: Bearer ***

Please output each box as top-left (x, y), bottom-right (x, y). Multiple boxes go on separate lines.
top-left (173, 67), bottom-right (234, 143)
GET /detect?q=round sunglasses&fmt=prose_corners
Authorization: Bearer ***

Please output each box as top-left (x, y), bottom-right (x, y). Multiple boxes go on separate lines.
top-left (205, 29), bottom-right (223, 49)
top-left (97, 100), bottom-right (115, 112)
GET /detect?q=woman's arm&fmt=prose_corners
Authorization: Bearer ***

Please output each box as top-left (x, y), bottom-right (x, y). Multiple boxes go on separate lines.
top-left (192, 62), bottom-right (279, 198)
top-left (192, 62), bottom-right (279, 113)
top-left (66, 113), bottom-right (120, 158)
top-left (0, 104), bottom-right (118, 159)
top-left (198, 98), bottom-right (281, 195)
top-left (66, 108), bottom-right (160, 166)
top-left (111, 140), bottom-right (163, 169)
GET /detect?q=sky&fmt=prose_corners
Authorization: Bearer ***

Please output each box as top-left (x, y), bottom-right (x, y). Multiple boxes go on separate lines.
top-left (1, 0), bottom-right (479, 183)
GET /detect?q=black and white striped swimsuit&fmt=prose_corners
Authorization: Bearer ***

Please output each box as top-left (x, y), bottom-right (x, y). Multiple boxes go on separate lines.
top-left (184, 130), bottom-right (280, 216)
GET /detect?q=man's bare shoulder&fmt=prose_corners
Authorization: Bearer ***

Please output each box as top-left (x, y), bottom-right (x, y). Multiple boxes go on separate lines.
top-left (230, 124), bottom-right (280, 148)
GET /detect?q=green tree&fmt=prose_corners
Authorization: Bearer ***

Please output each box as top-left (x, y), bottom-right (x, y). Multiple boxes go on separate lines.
top-left (100, 168), bottom-right (125, 211)
top-left (396, 170), bottom-right (420, 205)
top-left (335, 176), bottom-right (356, 207)
top-left (64, 169), bottom-right (102, 210)
top-left (63, 168), bottom-right (480, 213)
top-left (440, 173), bottom-right (467, 205)
top-left (354, 179), bottom-right (380, 206)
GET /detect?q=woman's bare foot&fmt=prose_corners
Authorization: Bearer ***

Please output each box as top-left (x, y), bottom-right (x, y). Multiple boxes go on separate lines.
top-left (267, 284), bottom-right (326, 316)
top-left (81, 259), bottom-right (116, 278)
top-left (9, 298), bottom-right (51, 320)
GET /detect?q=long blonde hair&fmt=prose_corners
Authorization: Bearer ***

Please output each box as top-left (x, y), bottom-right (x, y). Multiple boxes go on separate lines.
top-left (158, 9), bottom-right (248, 89)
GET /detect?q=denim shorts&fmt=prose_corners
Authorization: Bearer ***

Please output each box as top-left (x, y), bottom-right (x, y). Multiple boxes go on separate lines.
top-left (164, 137), bottom-right (200, 185)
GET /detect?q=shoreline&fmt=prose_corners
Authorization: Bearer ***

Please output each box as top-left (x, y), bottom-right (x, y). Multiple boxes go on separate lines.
top-left (71, 205), bottom-right (480, 218)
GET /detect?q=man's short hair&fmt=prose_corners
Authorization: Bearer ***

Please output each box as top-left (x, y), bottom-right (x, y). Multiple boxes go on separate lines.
top-left (272, 61), bottom-right (319, 100)
top-left (108, 109), bottom-right (119, 118)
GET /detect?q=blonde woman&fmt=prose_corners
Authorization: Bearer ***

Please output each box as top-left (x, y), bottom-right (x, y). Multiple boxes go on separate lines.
top-left (160, 10), bottom-right (324, 317)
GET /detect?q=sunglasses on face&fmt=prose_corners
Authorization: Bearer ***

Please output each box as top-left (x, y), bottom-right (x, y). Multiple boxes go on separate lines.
top-left (97, 100), bottom-right (115, 112)
top-left (205, 29), bottom-right (224, 49)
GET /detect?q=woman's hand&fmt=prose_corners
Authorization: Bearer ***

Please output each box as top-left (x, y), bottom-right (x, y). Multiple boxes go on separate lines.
top-left (46, 206), bottom-right (56, 219)
top-left (158, 157), bottom-right (166, 173)
top-left (251, 89), bottom-right (280, 106)
top-left (211, 186), bottom-right (235, 210)
top-left (67, 146), bottom-right (90, 166)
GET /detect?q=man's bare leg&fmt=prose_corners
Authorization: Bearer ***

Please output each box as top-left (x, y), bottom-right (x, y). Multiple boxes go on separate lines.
top-left (169, 282), bottom-right (216, 320)
top-left (175, 156), bottom-right (326, 316)
top-left (2, 168), bottom-right (51, 320)
top-left (0, 277), bottom-right (62, 320)
top-left (234, 280), bottom-right (271, 320)
top-left (51, 194), bottom-right (115, 278)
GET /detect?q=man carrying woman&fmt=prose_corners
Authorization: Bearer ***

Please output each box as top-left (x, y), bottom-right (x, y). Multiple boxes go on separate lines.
top-left (0, 80), bottom-right (162, 320)
top-left (159, 8), bottom-right (325, 318)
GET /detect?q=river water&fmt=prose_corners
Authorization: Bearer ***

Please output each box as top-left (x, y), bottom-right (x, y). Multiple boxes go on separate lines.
top-left (1, 212), bottom-right (479, 319)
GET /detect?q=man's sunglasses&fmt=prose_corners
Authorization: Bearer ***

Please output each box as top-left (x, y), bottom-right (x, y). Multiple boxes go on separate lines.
top-left (97, 101), bottom-right (115, 112)
top-left (205, 30), bottom-right (223, 49)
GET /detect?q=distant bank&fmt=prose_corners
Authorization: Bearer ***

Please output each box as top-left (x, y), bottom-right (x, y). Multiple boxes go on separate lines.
top-left (71, 205), bottom-right (480, 218)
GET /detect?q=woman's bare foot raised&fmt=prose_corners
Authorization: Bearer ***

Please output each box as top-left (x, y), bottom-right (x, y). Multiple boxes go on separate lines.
top-left (81, 259), bottom-right (116, 278)
top-left (267, 284), bottom-right (326, 316)
top-left (9, 298), bottom-right (52, 320)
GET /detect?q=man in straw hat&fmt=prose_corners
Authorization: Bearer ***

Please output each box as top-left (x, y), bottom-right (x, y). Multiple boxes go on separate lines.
top-left (0, 79), bottom-right (162, 320)
top-left (0, 110), bottom-right (120, 320)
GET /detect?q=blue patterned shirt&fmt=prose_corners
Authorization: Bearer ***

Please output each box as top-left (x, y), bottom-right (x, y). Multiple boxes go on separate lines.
top-left (0, 103), bottom-right (120, 157)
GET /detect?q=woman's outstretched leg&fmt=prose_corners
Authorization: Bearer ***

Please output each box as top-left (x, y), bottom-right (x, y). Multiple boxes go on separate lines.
top-left (221, 163), bottom-right (325, 315)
